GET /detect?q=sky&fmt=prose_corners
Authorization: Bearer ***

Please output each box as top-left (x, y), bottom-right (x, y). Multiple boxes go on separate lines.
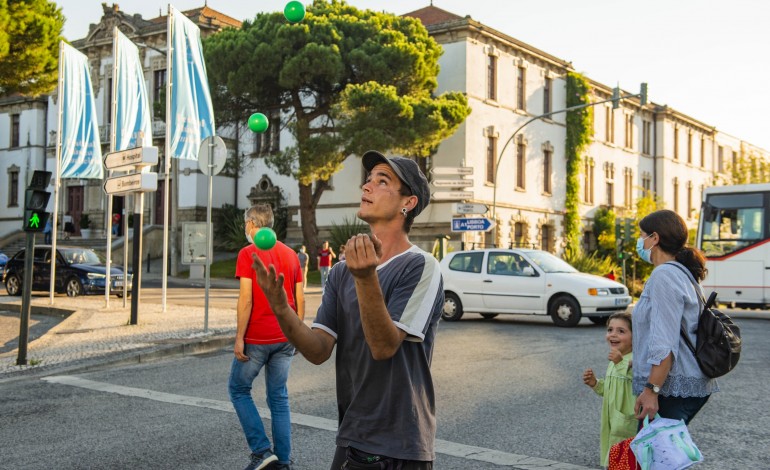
top-left (58, 0), bottom-right (770, 151)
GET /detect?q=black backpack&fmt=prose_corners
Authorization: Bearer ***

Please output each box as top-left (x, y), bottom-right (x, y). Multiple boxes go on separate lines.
top-left (670, 263), bottom-right (742, 379)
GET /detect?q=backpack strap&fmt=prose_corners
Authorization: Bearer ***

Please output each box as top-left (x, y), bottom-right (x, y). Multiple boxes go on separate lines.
top-left (666, 262), bottom-right (701, 356)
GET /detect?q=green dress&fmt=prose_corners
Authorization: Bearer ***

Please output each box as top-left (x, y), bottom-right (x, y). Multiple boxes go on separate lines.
top-left (592, 352), bottom-right (638, 467)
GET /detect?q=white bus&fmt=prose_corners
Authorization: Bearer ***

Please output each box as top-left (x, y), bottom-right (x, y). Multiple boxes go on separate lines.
top-left (697, 183), bottom-right (770, 309)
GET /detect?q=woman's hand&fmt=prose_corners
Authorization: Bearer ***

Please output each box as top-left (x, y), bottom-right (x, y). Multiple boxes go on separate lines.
top-left (635, 389), bottom-right (659, 420)
top-left (582, 368), bottom-right (597, 388)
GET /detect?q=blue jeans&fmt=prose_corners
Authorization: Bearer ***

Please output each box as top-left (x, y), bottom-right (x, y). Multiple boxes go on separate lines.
top-left (229, 341), bottom-right (295, 464)
top-left (320, 266), bottom-right (330, 289)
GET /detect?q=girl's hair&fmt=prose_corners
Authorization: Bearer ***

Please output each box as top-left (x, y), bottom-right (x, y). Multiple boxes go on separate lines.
top-left (639, 209), bottom-right (707, 281)
top-left (608, 311), bottom-right (632, 330)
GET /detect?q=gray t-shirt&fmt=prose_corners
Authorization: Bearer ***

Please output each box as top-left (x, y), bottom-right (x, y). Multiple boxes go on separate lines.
top-left (297, 251), bottom-right (308, 268)
top-left (313, 245), bottom-right (443, 461)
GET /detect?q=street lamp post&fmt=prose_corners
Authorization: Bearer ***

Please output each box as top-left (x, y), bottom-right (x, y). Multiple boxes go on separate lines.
top-left (491, 84), bottom-right (647, 243)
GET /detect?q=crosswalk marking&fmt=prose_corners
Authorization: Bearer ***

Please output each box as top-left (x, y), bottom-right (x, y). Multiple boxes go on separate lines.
top-left (43, 375), bottom-right (592, 470)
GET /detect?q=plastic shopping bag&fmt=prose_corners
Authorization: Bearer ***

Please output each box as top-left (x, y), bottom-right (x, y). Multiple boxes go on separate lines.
top-left (630, 414), bottom-right (702, 470)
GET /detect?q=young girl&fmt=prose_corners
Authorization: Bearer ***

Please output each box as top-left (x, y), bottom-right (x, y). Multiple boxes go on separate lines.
top-left (583, 311), bottom-right (637, 468)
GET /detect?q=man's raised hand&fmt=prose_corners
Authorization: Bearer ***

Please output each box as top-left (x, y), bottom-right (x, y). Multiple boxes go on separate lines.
top-left (345, 233), bottom-right (382, 278)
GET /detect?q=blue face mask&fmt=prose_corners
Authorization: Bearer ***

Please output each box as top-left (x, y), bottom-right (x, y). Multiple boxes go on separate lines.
top-left (636, 234), bottom-right (653, 264)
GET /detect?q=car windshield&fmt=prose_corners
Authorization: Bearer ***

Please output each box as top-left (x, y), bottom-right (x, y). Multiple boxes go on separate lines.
top-left (61, 248), bottom-right (103, 265)
top-left (524, 251), bottom-right (578, 273)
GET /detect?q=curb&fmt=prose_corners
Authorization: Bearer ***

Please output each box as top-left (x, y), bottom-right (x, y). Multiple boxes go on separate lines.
top-left (0, 333), bottom-right (233, 384)
top-left (0, 301), bottom-right (75, 318)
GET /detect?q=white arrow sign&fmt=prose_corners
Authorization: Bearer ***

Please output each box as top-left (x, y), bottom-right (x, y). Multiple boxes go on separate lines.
top-left (431, 179), bottom-right (473, 188)
top-left (103, 146), bottom-right (158, 171)
top-left (431, 166), bottom-right (473, 176)
top-left (432, 190), bottom-right (474, 200)
top-left (453, 203), bottom-right (489, 214)
top-left (103, 172), bottom-right (158, 195)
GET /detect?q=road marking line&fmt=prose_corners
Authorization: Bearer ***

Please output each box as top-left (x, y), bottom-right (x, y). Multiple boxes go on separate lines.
top-left (43, 375), bottom-right (592, 470)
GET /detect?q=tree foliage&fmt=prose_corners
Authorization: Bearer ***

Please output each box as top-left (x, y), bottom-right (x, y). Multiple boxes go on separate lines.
top-left (0, 0), bottom-right (63, 97)
top-left (203, 0), bottom-right (470, 254)
top-left (723, 149), bottom-right (770, 185)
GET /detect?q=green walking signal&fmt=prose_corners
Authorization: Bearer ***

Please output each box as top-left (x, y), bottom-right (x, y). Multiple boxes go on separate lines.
top-left (23, 170), bottom-right (52, 233)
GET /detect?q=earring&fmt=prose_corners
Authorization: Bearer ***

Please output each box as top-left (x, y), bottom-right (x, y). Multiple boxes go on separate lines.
top-left (401, 207), bottom-right (408, 217)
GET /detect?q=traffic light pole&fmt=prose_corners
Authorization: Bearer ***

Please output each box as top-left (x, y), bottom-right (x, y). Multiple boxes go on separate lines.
top-left (491, 84), bottom-right (647, 243)
top-left (17, 233), bottom-right (36, 365)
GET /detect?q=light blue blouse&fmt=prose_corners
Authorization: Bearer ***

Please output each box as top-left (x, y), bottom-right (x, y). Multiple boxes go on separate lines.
top-left (632, 262), bottom-right (718, 397)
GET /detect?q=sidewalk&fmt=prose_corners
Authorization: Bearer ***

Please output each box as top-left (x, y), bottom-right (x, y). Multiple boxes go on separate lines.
top-left (0, 253), bottom-right (323, 380)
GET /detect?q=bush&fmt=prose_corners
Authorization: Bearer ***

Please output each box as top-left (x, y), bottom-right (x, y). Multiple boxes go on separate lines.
top-left (214, 204), bottom-right (246, 251)
top-left (329, 215), bottom-right (368, 249)
top-left (562, 249), bottom-right (617, 277)
top-left (79, 214), bottom-right (91, 229)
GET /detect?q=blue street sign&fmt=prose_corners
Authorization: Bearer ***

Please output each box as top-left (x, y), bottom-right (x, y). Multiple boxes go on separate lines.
top-left (451, 217), bottom-right (493, 232)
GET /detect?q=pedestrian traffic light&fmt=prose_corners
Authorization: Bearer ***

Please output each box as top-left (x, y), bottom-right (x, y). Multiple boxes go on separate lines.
top-left (624, 218), bottom-right (633, 244)
top-left (23, 170), bottom-right (52, 233)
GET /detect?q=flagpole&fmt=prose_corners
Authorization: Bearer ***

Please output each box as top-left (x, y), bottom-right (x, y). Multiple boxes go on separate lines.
top-left (162, 4), bottom-right (173, 312)
top-left (105, 27), bottom-right (119, 308)
top-left (49, 41), bottom-right (66, 305)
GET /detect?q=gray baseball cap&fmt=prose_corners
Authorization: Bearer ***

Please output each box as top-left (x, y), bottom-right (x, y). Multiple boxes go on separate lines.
top-left (362, 150), bottom-right (431, 217)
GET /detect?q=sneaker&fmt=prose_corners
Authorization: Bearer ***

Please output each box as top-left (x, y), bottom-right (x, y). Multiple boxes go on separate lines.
top-left (244, 450), bottom-right (278, 470)
top-left (273, 463), bottom-right (293, 470)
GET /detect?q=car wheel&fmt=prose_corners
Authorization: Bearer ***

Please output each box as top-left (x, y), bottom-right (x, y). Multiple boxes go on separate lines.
top-left (549, 295), bottom-right (581, 327)
top-left (589, 316), bottom-right (609, 325)
top-left (5, 274), bottom-right (21, 296)
top-left (481, 313), bottom-right (499, 320)
top-left (66, 278), bottom-right (83, 297)
top-left (442, 292), bottom-right (464, 321)
top-left (116, 292), bottom-right (131, 298)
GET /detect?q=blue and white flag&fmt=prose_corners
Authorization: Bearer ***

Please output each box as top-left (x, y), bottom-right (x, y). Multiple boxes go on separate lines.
top-left (169, 5), bottom-right (215, 160)
top-left (114, 30), bottom-right (153, 151)
top-left (59, 42), bottom-right (103, 179)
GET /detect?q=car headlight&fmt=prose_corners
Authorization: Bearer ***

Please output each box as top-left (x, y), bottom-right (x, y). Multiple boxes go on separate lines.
top-left (588, 288), bottom-right (610, 296)
top-left (87, 273), bottom-right (106, 280)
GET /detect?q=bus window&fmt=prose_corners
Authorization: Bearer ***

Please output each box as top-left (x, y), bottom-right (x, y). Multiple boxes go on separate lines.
top-left (700, 193), bottom-right (765, 257)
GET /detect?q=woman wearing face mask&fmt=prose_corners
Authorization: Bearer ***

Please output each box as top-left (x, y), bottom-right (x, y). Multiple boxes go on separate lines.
top-left (632, 209), bottom-right (717, 425)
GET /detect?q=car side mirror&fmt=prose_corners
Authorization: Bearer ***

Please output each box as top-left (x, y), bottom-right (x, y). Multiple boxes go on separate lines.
top-left (522, 266), bottom-right (535, 276)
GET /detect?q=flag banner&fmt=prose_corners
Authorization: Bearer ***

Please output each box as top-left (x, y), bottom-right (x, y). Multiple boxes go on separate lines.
top-left (60, 42), bottom-right (103, 179)
top-left (114, 30), bottom-right (154, 152)
top-left (169, 5), bottom-right (215, 160)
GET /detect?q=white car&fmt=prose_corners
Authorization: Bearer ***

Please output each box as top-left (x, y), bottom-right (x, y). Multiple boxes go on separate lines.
top-left (439, 248), bottom-right (631, 327)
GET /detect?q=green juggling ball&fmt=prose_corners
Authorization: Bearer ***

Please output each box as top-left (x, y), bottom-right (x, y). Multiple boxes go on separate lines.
top-left (284, 1), bottom-right (305, 23)
top-left (248, 113), bottom-right (269, 133)
top-left (254, 227), bottom-right (277, 250)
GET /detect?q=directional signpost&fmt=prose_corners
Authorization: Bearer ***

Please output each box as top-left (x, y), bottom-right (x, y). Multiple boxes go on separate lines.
top-left (102, 145), bottom-right (158, 325)
top-left (431, 166), bottom-right (473, 176)
top-left (431, 179), bottom-right (473, 188)
top-left (103, 146), bottom-right (158, 171)
top-left (451, 217), bottom-right (493, 232)
top-left (103, 172), bottom-right (158, 196)
top-left (453, 203), bottom-right (489, 215)
top-left (432, 190), bottom-right (474, 201)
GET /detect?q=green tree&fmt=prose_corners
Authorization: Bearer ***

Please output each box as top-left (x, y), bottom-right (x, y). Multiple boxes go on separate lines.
top-left (0, 0), bottom-right (63, 97)
top-left (593, 206), bottom-right (616, 258)
top-left (203, 0), bottom-right (470, 256)
top-left (564, 72), bottom-right (592, 257)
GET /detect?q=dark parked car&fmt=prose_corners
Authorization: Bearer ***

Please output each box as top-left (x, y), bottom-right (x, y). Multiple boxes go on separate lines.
top-left (2, 245), bottom-right (132, 297)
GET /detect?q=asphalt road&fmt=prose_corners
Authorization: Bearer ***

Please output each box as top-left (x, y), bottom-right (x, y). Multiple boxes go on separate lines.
top-left (1, 310), bottom-right (768, 469)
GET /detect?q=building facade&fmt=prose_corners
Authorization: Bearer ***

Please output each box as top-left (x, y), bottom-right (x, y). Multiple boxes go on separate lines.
top-left (2, 3), bottom-right (768, 260)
